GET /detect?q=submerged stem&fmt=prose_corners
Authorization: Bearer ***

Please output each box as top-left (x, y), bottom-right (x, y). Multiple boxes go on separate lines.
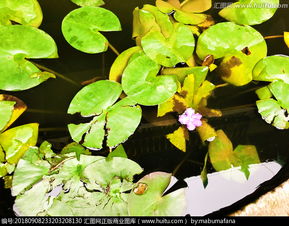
top-left (108, 42), bottom-right (120, 56)
top-left (264, 35), bottom-right (284, 40)
top-left (173, 151), bottom-right (192, 176)
top-left (39, 127), bottom-right (68, 132)
top-left (27, 109), bottom-right (66, 114)
top-left (32, 62), bottom-right (81, 87)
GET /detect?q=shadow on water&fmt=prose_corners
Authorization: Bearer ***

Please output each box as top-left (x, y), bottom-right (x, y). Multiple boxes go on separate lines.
top-left (1, 0), bottom-right (289, 216)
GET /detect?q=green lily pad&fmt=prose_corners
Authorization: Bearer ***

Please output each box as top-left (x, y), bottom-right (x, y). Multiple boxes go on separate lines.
top-left (0, 0), bottom-right (43, 27)
top-left (219, 0), bottom-right (279, 25)
top-left (107, 144), bottom-right (127, 160)
top-left (269, 80), bottom-right (289, 110)
top-left (62, 6), bottom-right (121, 54)
top-left (128, 172), bottom-right (186, 216)
top-left (0, 123), bottom-right (39, 164)
top-left (71, 0), bottom-right (105, 7)
top-left (253, 55), bottom-right (289, 84)
top-left (197, 22), bottom-right (267, 86)
top-left (0, 25), bottom-right (58, 91)
top-left (141, 23), bottom-right (195, 67)
top-left (68, 81), bottom-right (142, 149)
top-left (174, 9), bottom-right (207, 25)
top-left (122, 53), bottom-right (178, 106)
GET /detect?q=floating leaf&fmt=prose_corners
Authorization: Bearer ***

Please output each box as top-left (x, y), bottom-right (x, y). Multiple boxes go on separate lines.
top-left (107, 144), bottom-right (127, 160)
top-left (253, 55), bottom-right (289, 84)
top-left (166, 126), bottom-right (189, 152)
top-left (181, 0), bottom-right (212, 13)
top-left (255, 86), bottom-right (272, 100)
top-left (197, 22), bottom-right (267, 86)
top-left (0, 123), bottom-right (39, 164)
top-left (71, 0), bottom-right (105, 7)
top-left (193, 80), bottom-right (215, 107)
top-left (0, 0), bottom-right (43, 27)
top-left (208, 130), bottom-right (235, 171)
top-left (141, 23), bottom-right (195, 67)
top-left (68, 81), bottom-right (142, 149)
top-left (62, 6), bottom-right (121, 54)
top-left (122, 53), bottom-right (178, 106)
top-left (0, 95), bottom-right (27, 132)
top-left (219, 0), bottom-right (279, 25)
top-left (233, 145), bottom-right (260, 179)
top-left (209, 130), bottom-right (260, 178)
top-left (0, 25), bottom-right (58, 91)
top-left (284, 32), bottom-right (289, 48)
top-left (128, 172), bottom-right (186, 216)
top-left (109, 46), bottom-right (142, 83)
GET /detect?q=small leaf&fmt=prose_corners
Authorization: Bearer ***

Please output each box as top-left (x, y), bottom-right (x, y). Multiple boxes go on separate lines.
top-left (284, 32), bottom-right (289, 48)
top-left (208, 130), bottom-right (235, 171)
top-left (0, 123), bottom-right (39, 164)
top-left (122, 53), bottom-right (178, 106)
top-left (200, 153), bottom-right (208, 188)
top-left (62, 6), bottom-right (121, 54)
top-left (253, 55), bottom-right (289, 84)
top-left (255, 86), bottom-right (272, 100)
top-left (141, 23), bottom-right (195, 67)
top-left (39, 141), bottom-right (56, 159)
top-left (0, 95), bottom-right (26, 132)
top-left (109, 46), bottom-right (142, 83)
top-left (107, 145), bottom-right (127, 160)
top-left (233, 145), bottom-right (260, 179)
top-left (0, 0), bottom-right (43, 27)
top-left (219, 0), bottom-right (279, 25)
top-left (71, 0), bottom-right (105, 7)
top-left (128, 172), bottom-right (186, 216)
top-left (181, 0), bottom-right (212, 13)
top-left (174, 10), bottom-right (207, 25)
top-left (166, 126), bottom-right (189, 152)
top-left (193, 80), bottom-right (215, 107)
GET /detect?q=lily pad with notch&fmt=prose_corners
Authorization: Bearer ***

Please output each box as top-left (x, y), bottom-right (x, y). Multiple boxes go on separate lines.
top-left (62, 6), bottom-right (121, 54)
top-left (68, 80), bottom-right (142, 150)
top-left (0, 25), bottom-right (58, 91)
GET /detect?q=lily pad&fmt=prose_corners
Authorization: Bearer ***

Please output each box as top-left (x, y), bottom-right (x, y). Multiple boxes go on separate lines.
top-left (253, 55), bottom-right (289, 84)
top-left (0, 123), bottom-right (39, 164)
top-left (0, 25), bottom-right (58, 91)
top-left (128, 172), bottom-right (186, 216)
top-left (0, 0), bottom-right (43, 27)
top-left (197, 22), bottom-right (267, 86)
top-left (0, 95), bottom-right (27, 132)
top-left (180, 0), bottom-right (212, 13)
top-left (62, 6), bottom-right (121, 54)
top-left (122, 53), bottom-right (178, 106)
top-left (71, 0), bottom-right (105, 7)
top-left (68, 81), bottom-right (142, 149)
top-left (141, 23), bottom-right (195, 67)
top-left (219, 0), bottom-right (279, 25)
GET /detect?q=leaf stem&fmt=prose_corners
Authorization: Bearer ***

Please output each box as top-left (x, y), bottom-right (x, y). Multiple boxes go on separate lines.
top-left (108, 42), bottom-right (120, 56)
top-left (264, 35), bottom-right (284, 40)
top-left (39, 127), bottom-right (68, 132)
top-left (32, 62), bottom-right (81, 87)
top-left (215, 83), bottom-right (229, 88)
top-left (173, 150), bottom-right (192, 176)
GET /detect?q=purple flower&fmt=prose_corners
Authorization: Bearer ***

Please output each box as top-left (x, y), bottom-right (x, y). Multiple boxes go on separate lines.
top-left (178, 108), bottom-right (202, 131)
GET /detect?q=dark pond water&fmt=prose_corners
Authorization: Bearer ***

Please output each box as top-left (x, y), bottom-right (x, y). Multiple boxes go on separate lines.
top-left (1, 0), bottom-right (289, 216)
